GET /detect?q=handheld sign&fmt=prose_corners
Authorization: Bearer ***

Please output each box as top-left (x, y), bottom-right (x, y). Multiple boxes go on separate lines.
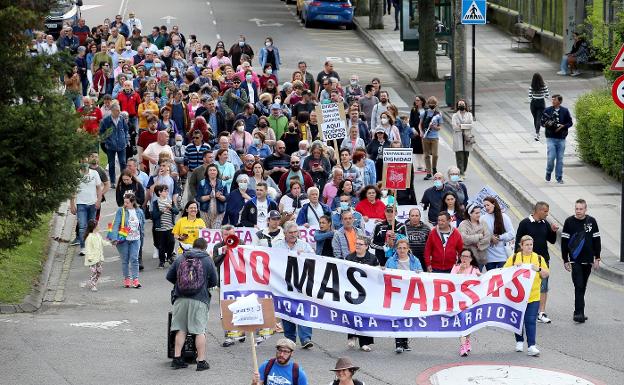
top-left (228, 293), bottom-right (264, 326)
top-left (316, 102), bottom-right (347, 142)
top-left (470, 185), bottom-right (510, 212)
top-left (382, 148), bottom-right (413, 190)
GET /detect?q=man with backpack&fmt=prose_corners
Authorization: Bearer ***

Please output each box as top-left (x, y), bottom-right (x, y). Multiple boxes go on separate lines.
top-left (166, 238), bottom-right (218, 371)
top-left (252, 338), bottom-right (308, 385)
top-left (561, 199), bottom-right (601, 323)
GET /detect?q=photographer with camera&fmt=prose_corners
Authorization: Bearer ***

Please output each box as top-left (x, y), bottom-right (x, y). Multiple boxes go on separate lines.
top-left (541, 94), bottom-right (573, 184)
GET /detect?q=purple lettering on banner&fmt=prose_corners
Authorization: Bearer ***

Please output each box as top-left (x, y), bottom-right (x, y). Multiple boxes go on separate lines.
top-left (223, 291), bottom-right (523, 337)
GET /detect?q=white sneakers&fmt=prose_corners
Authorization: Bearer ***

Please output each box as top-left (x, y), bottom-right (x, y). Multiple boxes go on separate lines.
top-left (556, 70), bottom-right (567, 76)
top-left (570, 71), bottom-right (581, 77)
top-left (527, 345), bottom-right (540, 356)
top-left (347, 337), bottom-right (356, 349)
top-left (537, 312), bottom-right (552, 323)
top-left (153, 249), bottom-right (159, 259)
top-left (516, 342), bottom-right (540, 356)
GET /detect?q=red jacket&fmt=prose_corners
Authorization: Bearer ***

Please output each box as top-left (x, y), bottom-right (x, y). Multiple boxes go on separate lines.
top-left (117, 91), bottom-right (141, 117)
top-left (423, 227), bottom-right (464, 271)
top-left (354, 199), bottom-right (386, 220)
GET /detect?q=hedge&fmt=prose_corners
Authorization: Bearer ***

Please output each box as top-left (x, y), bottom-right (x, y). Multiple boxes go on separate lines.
top-left (574, 88), bottom-right (623, 181)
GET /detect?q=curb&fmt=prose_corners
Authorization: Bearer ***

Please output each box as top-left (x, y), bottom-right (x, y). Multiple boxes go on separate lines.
top-left (353, 18), bottom-right (624, 285)
top-left (0, 202), bottom-right (72, 314)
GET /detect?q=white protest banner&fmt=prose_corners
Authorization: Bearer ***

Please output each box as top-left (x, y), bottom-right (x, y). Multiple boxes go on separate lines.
top-left (363, 220), bottom-right (377, 237)
top-left (221, 245), bottom-right (536, 338)
top-left (228, 293), bottom-right (264, 326)
top-left (317, 102), bottom-right (347, 142)
top-left (201, 226), bottom-right (317, 253)
top-left (471, 186), bottom-right (510, 212)
top-left (382, 148), bottom-right (413, 164)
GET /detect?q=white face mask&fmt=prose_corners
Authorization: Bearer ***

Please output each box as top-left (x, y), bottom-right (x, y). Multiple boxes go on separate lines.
top-left (239, 182), bottom-right (248, 190)
top-left (265, 41), bottom-right (271, 47)
top-left (381, 117), bottom-right (389, 125)
top-left (175, 140), bottom-right (183, 146)
top-left (381, 189), bottom-right (388, 197)
top-left (236, 125), bottom-right (244, 132)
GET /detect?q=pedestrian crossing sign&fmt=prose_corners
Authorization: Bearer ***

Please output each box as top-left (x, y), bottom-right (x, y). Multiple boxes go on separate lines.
top-left (462, 0), bottom-right (487, 25)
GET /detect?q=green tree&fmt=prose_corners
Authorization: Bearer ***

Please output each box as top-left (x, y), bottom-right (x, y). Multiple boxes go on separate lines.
top-left (583, 6), bottom-right (624, 81)
top-left (0, 0), bottom-right (94, 251)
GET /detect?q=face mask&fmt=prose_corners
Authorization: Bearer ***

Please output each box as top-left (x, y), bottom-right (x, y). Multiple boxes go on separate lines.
top-left (433, 180), bottom-right (443, 188)
top-left (450, 175), bottom-right (460, 182)
top-left (126, 46), bottom-right (131, 51)
top-left (254, 138), bottom-right (261, 145)
top-left (236, 125), bottom-right (244, 132)
top-left (109, 48), bottom-right (115, 54)
top-left (150, 71), bottom-right (156, 77)
top-left (274, 98), bottom-right (281, 104)
top-left (298, 150), bottom-right (307, 156)
top-left (266, 69), bottom-right (273, 75)
top-left (381, 189), bottom-right (388, 197)
top-left (340, 202), bottom-right (350, 211)
top-left (265, 41), bottom-right (271, 47)
top-left (350, 80), bottom-right (357, 86)
top-left (170, 71), bottom-right (176, 77)
top-left (429, 105), bottom-right (436, 110)
top-left (175, 140), bottom-right (183, 146)
top-left (245, 74), bottom-right (252, 81)
top-left (380, 118), bottom-right (389, 125)
top-left (458, 105), bottom-right (465, 111)
top-left (126, 74), bottom-right (133, 79)
top-left (258, 122), bottom-right (267, 128)
top-left (239, 41), bottom-right (245, 47)
top-left (239, 182), bottom-right (248, 190)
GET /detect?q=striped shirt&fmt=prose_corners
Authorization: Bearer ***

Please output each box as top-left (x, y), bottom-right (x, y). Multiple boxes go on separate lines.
top-left (184, 143), bottom-right (211, 171)
top-left (156, 198), bottom-right (175, 231)
top-left (528, 85), bottom-right (550, 100)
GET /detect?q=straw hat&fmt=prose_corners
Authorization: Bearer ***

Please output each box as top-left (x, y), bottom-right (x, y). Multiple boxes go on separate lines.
top-left (330, 357), bottom-right (359, 372)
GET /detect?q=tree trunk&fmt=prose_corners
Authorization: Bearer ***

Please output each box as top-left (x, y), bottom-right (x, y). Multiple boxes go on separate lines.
top-left (369, 0), bottom-right (384, 29)
top-left (416, 0), bottom-right (438, 81)
top-left (452, 0), bottom-right (467, 104)
top-left (355, 0), bottom-right (370, 17)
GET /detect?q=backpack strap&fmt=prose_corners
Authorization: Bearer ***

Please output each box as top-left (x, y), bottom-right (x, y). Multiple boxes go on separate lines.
top-left (263, 358), bottom-right (276, 383)
top-left (292, 362), bottom-right (299, 385)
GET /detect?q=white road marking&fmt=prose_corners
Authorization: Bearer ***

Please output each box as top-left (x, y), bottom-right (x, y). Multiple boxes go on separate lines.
top-left (326, 56), bottom-right (381, 65)
top-left (216, 34), bottom-right (221, 40)
top-left (0, 319), bottom-right (19, 324)
top-left (70, 320), bottom-right (129, 330)
top-left (103, 255), bottom-right (120, 262)
top-left (117, 0), bottom-right (127, 16)
top-left (161, 16), bottom-right (177, 25)
top-left (213, 20), bottom-right (217, 25)
top-left (79, 276), bottom-right (115, 288)
top-left (430, 364), bottom-right (599, 385)
top-left (80, 4), bottom-right (103, 11)
top-left (129, 299), bottom-right (139, 304)
top-left (248, 18), bottom-right (283, 27)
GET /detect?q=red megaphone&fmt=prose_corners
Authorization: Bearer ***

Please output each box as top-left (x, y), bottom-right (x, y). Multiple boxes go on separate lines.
top-left (224, 234), bottom-right (240, 248)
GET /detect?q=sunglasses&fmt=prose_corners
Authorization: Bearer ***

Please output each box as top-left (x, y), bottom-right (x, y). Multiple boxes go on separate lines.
top-left (290, 162), bottom-right (299, 165)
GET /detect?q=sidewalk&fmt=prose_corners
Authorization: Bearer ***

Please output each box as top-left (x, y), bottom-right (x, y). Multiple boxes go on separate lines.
top-left (354, 14), bottom-right (624, 284)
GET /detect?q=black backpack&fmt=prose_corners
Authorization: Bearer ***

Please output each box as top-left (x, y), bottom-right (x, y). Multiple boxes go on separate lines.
top-left (264, 358), bottom-right (299, 385)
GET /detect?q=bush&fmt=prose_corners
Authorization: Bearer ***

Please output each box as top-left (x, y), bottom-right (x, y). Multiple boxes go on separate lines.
top-left (575, 88), bottom-right (623, 180)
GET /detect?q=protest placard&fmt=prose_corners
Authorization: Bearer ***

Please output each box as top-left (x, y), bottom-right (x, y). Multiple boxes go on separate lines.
top-left (316, 102), bottom-right (347, 142)
top-left (382, 148), bottom-right (413, 164)
top-left (471, 186), bottom-right (510, 212)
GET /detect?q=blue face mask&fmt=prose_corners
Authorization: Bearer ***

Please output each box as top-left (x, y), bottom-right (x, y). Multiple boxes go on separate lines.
top-left (433, 180), bottom-right (443, 188)
top-left (450, 175), bottom-right (460, 182)
top-left (340, 202), bottom-right (350, 211)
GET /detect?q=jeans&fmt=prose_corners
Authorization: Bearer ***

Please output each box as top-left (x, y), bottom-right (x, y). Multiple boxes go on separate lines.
top-left (571, 263), bottom-right (592, 315)
top-left (117, 239), bottom-right (141, 279)
top-left (546, 138), bottom-right (566, 181)
top-left (515, 300), bottom-right (539, 346)
top-left (530, 98), bottom-right (545, 134)
top-left (106, 148), bottom-right (127, 185)
top-left (486, 261), bottom-right (506, 271)
top-left (76, 204), bottom-right (96, 248)
top-left (560, 55), bottom-right (569, 74)
top-left (282, 320), bottom-right (312, 344)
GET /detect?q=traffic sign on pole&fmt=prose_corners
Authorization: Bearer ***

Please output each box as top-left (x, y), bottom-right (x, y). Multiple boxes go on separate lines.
top-left (610, 44), bottom-right (624, 71)
top-left (611, 74), bottom-right (624, 109)
top-left (461, 0), bottom-right (487, 25)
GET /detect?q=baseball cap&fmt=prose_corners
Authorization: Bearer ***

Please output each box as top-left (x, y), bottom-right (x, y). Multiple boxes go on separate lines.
top-left (271, 103), bottom-right (281, 110)
top-left (275, 338), bottom-right (296, 351)
top-left (385, 204), bottom-right (395, 212)
top-left (269, 210), bottom-right (281, 220)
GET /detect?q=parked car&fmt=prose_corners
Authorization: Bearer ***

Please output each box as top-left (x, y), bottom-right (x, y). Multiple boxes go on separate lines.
top-left (302, 0), bottom-right (354, 29)
top-left (44, 0), bottom-right (83, 37)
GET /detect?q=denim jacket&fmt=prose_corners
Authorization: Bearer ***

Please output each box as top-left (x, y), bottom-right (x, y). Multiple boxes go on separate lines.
top-left (196, 178), bottom-right (228, 214)
top-left (110, 207), bottom-right (145, 241)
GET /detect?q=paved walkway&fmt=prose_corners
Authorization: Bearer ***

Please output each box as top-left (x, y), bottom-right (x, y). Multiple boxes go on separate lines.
top-left (354, 14), bottom-right (624, 283)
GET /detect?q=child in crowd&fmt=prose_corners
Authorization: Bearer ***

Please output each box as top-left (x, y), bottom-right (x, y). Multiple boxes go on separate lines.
top-left (451, 248), bottom-right (481, 356)
top-left (83, 219), bottom-right (107, 291)
top-left (152, 184), bottom-right (178, 268)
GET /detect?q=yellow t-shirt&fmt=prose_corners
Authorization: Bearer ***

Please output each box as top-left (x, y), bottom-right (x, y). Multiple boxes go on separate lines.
top-left (172, 217), bottom-right (206, 254)
top-left (503, 252), bottom-right (548, 303)
top-left (137, 101), bottom-right (159, 129)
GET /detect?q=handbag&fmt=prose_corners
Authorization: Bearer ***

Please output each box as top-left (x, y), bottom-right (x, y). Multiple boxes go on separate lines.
top-left (106, 208), bottom-right (129, 242)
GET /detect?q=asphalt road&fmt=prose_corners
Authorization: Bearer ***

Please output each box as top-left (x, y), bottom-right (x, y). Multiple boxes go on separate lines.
top-left (1, 0), bottom-right (623, 384)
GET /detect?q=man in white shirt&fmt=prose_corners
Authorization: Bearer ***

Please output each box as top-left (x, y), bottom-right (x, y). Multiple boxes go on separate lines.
top-left (40, 34), bottom-right (58, 55)
top-left (125, 11), bottom-right (143, 33)
top-left (70, 164), bottom-right (103, 253)
top-left (142, 131), bottom-right (174, 175)
top-left (370, 90), bottom-right (390, 131)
